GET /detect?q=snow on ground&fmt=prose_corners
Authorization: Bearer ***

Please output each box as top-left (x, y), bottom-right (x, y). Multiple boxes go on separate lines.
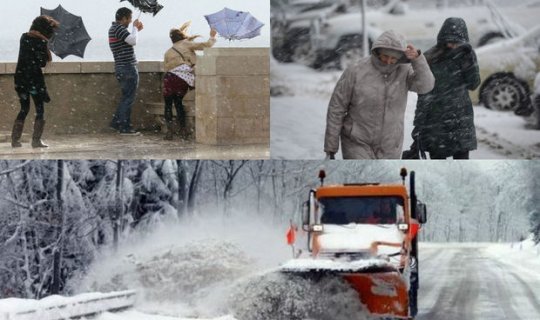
top-left (417, 240), bottom-right (540, 320)
top-left (484, 236), bottom-right (540, 280)
top-left (0, 290), bottom-right (135, 320)
top-left (68, 211), bottom-right (374, 320)
top-left (270, 62), bottom-right (540, 159)
top-left (69, 211), bottom-right (290, 319)
top-left (93, 310), bottom-right (236, 320)
top-left (3, 232), bottom-right (539, 319)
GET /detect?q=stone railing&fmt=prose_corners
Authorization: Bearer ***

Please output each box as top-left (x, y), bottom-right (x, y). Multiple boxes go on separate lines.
top-left (0, 47), bottom-right (269, 145)
top-left (196, 48), bottom-right (269, 145)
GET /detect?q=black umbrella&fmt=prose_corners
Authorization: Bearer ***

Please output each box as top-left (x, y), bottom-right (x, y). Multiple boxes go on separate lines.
top-left (120, 0), bottom-right (163, 17)
top-left (40, 5), bottom-right (92, 59)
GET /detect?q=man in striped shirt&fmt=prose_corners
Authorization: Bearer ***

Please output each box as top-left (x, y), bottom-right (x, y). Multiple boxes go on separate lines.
top-left (109, 7), bottom-right (144, 135)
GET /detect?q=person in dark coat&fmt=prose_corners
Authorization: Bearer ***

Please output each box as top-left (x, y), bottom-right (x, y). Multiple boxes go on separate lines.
top-left (11, 15), bottom-right (59, 148)
top-left (408, 17), bottom-right (481, 159)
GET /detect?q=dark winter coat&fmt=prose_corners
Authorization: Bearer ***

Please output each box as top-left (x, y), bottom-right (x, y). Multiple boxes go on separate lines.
top-left (14, 33), bottom-right (52, 102)
top-left (412, 18), bottom-right (481, 158)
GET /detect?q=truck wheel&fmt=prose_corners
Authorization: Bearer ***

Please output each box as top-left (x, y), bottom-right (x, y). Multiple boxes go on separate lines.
top-left (480, 75), bottom-right (526, 112)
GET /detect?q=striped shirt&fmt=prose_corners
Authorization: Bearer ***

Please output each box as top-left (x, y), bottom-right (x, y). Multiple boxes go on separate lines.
top-left (108, 22), bottom-right (136, 66)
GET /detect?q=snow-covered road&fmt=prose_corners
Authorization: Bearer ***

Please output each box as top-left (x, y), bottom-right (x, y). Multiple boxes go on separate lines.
top-left (4, 241), bottom-right (539, 320)
top-left (418, 243), bottom-right (540, 320)
top-left (271, 62), bottom-right (540, 159)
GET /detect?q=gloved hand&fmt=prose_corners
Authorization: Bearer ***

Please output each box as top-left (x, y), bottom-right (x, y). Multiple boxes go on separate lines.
top-left (455, 43), bottom-right (475, 70)
top-left (325, 152), bottom-right (335, 160)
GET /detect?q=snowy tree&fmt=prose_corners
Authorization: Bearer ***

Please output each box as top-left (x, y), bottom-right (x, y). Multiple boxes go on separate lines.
top-left (1, 160), bottom-right (538, 300)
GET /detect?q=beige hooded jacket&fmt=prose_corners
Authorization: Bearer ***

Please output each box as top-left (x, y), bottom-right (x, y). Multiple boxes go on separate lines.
top-left (164, 37), bottom-right (216, 71)
top-left (324, 30), bottom-right (435, 159)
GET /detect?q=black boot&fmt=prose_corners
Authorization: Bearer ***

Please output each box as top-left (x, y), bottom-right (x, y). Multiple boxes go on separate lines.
top-left (11, 119), bottom-right (25, 148)
top-left (163, 120), bottom-right (174, 140)
top-left (32, 119), bottom-right (49, 148)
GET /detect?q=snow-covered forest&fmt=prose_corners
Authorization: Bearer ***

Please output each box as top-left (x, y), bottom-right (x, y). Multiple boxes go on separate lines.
top-left (0, 160), bottom-right (538, 301)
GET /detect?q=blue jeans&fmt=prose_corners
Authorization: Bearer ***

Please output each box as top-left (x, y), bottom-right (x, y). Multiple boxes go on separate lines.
top-left (112, 65), bottom-right (139, 131)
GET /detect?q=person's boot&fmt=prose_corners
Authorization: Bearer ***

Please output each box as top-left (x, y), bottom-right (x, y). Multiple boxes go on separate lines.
top-left (163, 120), bottom-right (174, 140)
top-left (11, 120), bottom-right (25, 148)
top-left (177, 119), bottom-right (190, 140)
top-left (31, 119), bottom-right (49, 148)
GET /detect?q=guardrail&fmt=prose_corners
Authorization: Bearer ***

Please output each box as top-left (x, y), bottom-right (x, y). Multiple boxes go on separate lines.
top-left (1, 290), bottom-right (136, 320)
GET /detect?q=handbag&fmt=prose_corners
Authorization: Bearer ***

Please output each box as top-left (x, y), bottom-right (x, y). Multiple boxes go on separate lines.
top-left (402, 140), bottom-right (427, 159)
top-left (171, 47), bottom-right (195, 88)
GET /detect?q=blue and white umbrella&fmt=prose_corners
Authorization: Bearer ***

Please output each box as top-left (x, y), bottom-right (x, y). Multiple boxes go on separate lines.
top-left (204, 7), bottom-right (264, 41)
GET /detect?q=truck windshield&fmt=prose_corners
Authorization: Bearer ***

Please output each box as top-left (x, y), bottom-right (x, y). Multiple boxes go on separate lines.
top-left (319, 196), bottom-right (404, 225)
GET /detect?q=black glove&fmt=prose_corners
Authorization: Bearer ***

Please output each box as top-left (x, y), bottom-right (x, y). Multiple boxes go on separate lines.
top-left (454, 43), bottom-right (475, 70)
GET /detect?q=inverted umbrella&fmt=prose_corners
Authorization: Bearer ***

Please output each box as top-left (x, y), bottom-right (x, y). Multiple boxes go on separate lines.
top-left (120, 0), bottom-right (163, 16)
top-left (204, 7), bottom-right (264, 40)
top-left (40, 5), bottom-right (91, 59)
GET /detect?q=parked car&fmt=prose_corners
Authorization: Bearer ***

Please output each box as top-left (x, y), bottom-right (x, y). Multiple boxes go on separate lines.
top-left (305, 0), bottom-right (525, 69)
top-left (271, 0), bottom-right (346, 63)
top-left (472, 26), bottom-right (540, 115)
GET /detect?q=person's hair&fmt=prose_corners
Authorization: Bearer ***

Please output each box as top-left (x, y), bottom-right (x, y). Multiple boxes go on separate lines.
top-left (30, 15), bottom-right (59, 39)
top-left (116, 7), bottom-right (132, 21)
top-left (170, 29), bottom-right (186, 43)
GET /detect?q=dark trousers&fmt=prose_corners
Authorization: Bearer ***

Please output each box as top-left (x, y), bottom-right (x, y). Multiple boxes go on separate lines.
top-left (430, 150), bottom-right (470, 159)
top-left (164, 95), bottom-right (186, 128)
top-left (112, 65), bottom-right (139, 131)
top-left (16, 92), bottom-right (44, 121)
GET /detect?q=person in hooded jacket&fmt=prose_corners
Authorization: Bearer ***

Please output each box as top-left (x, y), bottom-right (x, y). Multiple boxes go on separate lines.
top-left (11, 15), bottom-right (59, 148)
top-left (408, 17), bottom-right (481, 159)
top-left (324, 30), bottom-right (435, 159)
top-left (162, 22), bottom-right (216, 140)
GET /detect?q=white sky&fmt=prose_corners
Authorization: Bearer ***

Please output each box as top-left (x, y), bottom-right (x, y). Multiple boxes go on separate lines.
top-left (0, 0), bottom-right (270, 62)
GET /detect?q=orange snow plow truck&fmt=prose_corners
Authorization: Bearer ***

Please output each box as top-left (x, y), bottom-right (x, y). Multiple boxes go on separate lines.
top-left (282, 168), bottom-right (427, 320)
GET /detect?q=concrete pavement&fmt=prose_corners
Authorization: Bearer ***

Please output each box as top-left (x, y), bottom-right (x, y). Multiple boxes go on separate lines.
top-left (0, 132), bottom-right (269, 159)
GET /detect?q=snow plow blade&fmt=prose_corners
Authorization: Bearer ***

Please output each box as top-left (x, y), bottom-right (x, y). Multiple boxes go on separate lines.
top-left (343, 272), bottom-right (408, 318)
top-left (281, 259), bottom-right (409, 319)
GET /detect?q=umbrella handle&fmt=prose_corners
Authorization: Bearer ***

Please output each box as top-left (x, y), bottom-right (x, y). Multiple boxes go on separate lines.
top-left (137, 10), bottom-right (142, 20)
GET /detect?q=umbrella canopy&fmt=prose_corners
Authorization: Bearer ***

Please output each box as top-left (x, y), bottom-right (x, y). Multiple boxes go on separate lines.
top-left (120, 0), bottom-right (163, 16)
top-left (40, 5), bottom-right (91, 59)
top-left (204, 7), bottom-right (264, 41)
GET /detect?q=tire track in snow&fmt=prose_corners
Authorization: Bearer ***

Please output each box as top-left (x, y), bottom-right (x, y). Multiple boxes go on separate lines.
top-left (507, 270), bottom-right (540, 315)
top-left (418, 248), bottom-right (453, 312)
top-left (489, 257), bottom-right (540, 318)
top-left (418, 248), bottom-right (480, 319)
top-left (476, 126), bottom-right (540, 159)
top-left (417, 245), bottom-right (540, 320)
top-left (480, 254), bottom-right (521, 320)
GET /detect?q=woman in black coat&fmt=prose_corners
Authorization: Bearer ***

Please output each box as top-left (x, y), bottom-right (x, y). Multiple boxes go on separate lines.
top-left (11, 15), bottom-right (59, 148)
top-left (409, 17), bottom-right (481, 159)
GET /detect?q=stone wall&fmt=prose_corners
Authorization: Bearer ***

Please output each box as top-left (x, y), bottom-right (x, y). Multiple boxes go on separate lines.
top-left (0, 61), bottom-right (169, 134)
top-left (196, 48), bottom-right (270, 145)
top-left (0, 48), bottom-right (269, 146)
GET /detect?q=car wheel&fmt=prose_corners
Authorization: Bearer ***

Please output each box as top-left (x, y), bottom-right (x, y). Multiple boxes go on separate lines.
top-left (272, 44), bottom-right (293, 63)
top-left (338, 46), bottom-right (363, 70)
top-left (477, 32), bottom-right (505, 47)
top-left (481, 75), bottom-right (526, 112)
